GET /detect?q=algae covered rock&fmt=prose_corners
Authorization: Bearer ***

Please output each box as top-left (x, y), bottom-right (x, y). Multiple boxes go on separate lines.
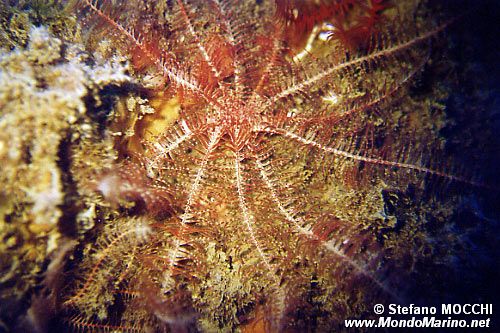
top-left (0, 24), bottom-right (130, 329)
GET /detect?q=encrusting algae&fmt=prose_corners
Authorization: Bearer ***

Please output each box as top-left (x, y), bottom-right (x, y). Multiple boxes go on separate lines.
top-left (0, 1), bottom-right (498, 332)
top-left (0, 12), bottom-right (132, 330)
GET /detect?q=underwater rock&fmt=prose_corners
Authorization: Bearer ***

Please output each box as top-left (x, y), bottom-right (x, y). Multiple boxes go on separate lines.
top-left (0, 24), bottom-right (131, 330)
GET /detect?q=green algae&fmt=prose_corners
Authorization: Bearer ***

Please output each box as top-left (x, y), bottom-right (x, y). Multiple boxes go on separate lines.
top-left (0, 7), bottom-right (131, 328)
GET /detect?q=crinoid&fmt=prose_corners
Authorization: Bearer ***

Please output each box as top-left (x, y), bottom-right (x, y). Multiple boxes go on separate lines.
top-left (61, 0), bottom-right (494, 331)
